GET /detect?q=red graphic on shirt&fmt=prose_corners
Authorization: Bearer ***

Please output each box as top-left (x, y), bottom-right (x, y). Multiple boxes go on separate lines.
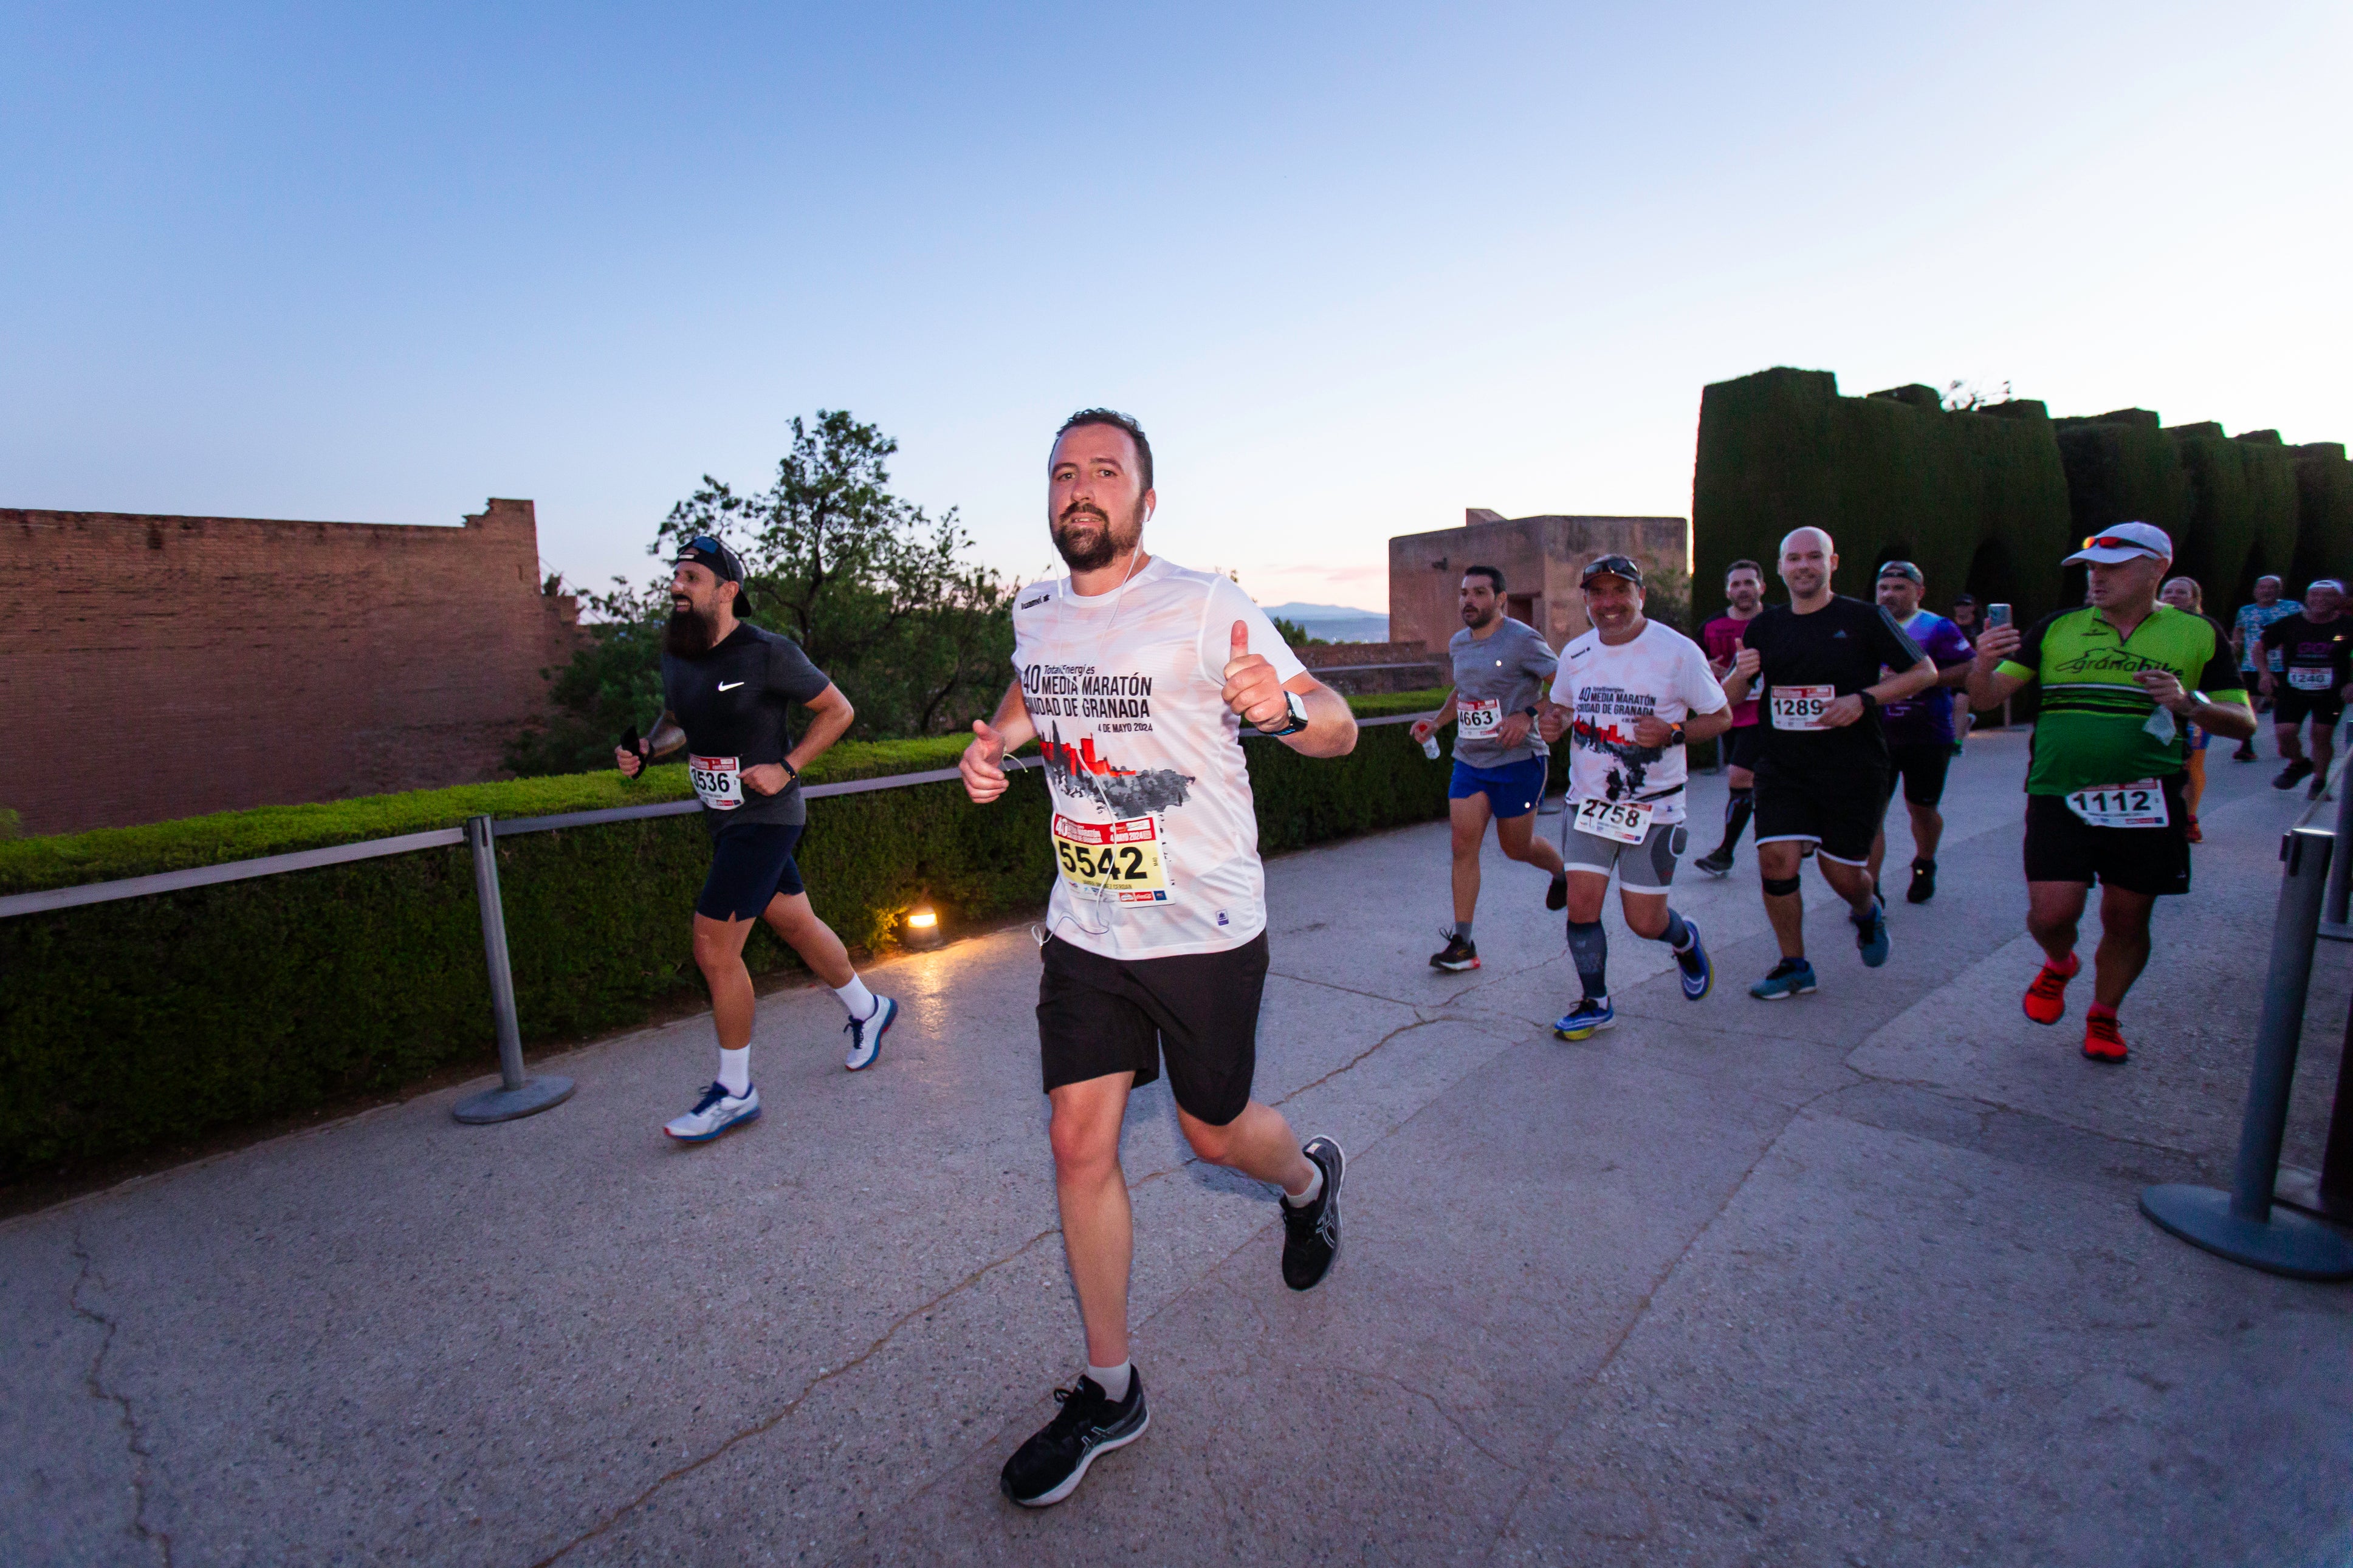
top-left (1038, 730), bottom-right (1139, 779)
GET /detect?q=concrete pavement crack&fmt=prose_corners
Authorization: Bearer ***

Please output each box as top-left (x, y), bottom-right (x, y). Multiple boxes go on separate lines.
top-left (68, 1228), bottom-right (173, 1568)
top-left (1340, 1366), bottom-right (1525, 1473)
top-left (527, 1224), bottom-right (1063, 1567)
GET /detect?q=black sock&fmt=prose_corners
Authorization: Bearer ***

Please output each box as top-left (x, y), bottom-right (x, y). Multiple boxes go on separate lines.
top-left (1567, 919), bottom-right (1609, 1000)
top-left (1718, 788), bottom-right (1753, 852)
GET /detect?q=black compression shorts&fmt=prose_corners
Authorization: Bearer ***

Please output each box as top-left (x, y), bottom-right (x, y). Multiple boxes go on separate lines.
top-left (1887, 742), bottom-right (1956, 808)
top-left (2022, 778), bottom-right (2191, 897)
top-left (695, 821), bottom-right (806, 920)
top-left (2274, 689), bottom-right (2346, 728)
top-left (1753, 762), bottom-right (1888, 865)
top-left (1037, 932), bottom-right (1268, 1126)
top-left (1721, 725), bottom-right (1767, 772)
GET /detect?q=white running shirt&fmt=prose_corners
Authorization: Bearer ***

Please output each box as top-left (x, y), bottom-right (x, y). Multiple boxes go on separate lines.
top-left (1011, 555), bottom-right (1307, 960)
top-left (1546, 620), bottom-right (1728, 826)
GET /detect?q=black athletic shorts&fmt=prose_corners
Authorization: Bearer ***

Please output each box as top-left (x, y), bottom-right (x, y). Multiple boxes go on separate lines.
top-left (2022, 776), bottom-right (2191, 897)
top-left (1721, 724), bottom-right (1767, 772)
top-left (2274, 688), bottom-right (2346, 728)
top-left (1037, 931), bottom-right (1269, 1126)
top-left (1887, 741), bottom-right (1956, 808)
top-left (1753, 761), bottom-right (1888, 866)
top-left (695, 821), bottom-right (806, 920)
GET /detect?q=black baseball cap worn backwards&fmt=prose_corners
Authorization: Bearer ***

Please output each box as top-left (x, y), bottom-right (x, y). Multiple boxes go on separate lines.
top-left (673, 535), bottom-right (748, 583)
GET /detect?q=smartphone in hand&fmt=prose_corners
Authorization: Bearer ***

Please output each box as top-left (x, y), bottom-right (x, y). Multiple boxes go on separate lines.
top-left (1985, 603), bottom-right (2012, 630)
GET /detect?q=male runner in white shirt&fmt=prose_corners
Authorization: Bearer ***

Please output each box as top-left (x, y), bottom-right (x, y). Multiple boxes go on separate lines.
top-left (959, 409), bottom-right (1359, 1507)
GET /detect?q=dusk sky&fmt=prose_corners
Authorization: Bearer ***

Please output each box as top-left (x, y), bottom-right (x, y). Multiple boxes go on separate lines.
top-left (7, 1), bottom-right (2346, 612)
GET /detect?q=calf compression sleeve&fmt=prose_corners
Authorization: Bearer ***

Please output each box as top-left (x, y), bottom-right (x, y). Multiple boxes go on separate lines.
top-left (1658, 907), bottom-right (1694, 952)
top-left (1718, 787), bottom-right (1754, 851)
top-left (1567, 919), bottom-right (1609, 1000)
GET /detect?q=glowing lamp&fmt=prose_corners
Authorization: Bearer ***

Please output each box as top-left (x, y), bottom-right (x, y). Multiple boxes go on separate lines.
top-left (904, 903), bottom-right (943, 950)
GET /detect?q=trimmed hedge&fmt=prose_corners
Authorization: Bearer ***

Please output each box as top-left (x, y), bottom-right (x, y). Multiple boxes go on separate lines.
top-left (1691, 368), bottom-right (2075, 627)
top-left (2293, 443), bottom-right (2353, 592)
top-left (0, 691), bottom-right (1453, 1178)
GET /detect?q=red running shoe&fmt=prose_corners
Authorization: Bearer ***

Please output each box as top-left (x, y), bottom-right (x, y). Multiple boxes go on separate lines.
top-left (2186, 815), bottom-right (2204, 844)
top-left (2023, 953), bottom-right (2080, 1025)
top-left (2083, 1007), bottom-right (2128, 1063)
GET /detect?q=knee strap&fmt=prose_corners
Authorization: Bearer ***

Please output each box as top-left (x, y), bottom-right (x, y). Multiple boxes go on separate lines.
top-left (1762, 875), bottom-right (1802, 897)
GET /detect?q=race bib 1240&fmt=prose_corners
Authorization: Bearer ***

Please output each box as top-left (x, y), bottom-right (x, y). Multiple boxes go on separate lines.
top-left (2290, 666), bottom-right (2335, 691)
top-left (1053, 813), bottom-right (1171, 903)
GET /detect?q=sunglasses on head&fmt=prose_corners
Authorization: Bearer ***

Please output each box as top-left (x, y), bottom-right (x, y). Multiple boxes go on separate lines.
top-left (2082, 535), bottom-right (2153, 551)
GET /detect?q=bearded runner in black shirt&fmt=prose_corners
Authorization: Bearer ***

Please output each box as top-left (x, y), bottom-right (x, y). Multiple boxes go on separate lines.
top-left (616, 537), bottom-right (899, 1144)
top-left (1719, 527), bottom-right (1937, 999)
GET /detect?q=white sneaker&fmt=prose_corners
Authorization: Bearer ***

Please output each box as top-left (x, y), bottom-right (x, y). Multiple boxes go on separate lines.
top-left (843, 995), bottom-right (899, 1072)
top-left (664, 1082), bottom-right (761, 1142)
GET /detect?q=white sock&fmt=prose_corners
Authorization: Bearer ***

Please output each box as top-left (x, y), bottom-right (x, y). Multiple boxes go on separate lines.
top-left (1086, 1360), bottom-right (1133, 1402)
top-left (718, 1047), bottom-right (751, 1097)
top-left (1283, 1162), bottom-right (1324, 1208)
top-left (834, 975), bottom-right (877, 1022)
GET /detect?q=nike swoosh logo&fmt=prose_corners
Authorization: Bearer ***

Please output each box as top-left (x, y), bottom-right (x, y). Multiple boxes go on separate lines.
top-left (718, 681), bottom-right (746, 691)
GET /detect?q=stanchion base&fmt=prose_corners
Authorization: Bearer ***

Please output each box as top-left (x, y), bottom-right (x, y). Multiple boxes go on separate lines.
top-left (2317, 920), bottom-right (2353, 943)
top-left (2273, 1165), bottom-right (2353, 1228)
top-left (453, 1076), bottom-right (575, 1125)
top-left (2140, 1183), bottom-right (2353, 1281)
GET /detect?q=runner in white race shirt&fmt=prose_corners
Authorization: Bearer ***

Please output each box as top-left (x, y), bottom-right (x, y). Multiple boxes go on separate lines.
top-left (960, 409), bottom-right (1359, 1508)
top-left (1536, 555), bottom-right (1736, 1039)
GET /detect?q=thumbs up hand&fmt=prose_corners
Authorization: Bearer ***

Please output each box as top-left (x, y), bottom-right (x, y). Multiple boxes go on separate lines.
top-left (961, 717), bottom-right (1010, 803)
top-left (1221, 618), bottom-right (1291, 730)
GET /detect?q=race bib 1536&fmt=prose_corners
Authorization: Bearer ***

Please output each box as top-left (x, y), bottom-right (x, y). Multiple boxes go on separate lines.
top-left (690, 755), bottom-right (744, 810)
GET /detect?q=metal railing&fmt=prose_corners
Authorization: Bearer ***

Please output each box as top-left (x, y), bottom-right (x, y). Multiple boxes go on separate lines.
top-left (2, 716), bottom-right (1431, 1123)
top-left (2140, 757), bottom-right (2353, 1279)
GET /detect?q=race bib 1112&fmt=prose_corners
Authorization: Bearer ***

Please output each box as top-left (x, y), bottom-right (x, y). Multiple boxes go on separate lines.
top-left (2064, 781), bottom-right (2169, 829)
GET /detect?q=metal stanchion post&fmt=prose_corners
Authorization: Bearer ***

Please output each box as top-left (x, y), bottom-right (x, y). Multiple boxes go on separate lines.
top-left (2274, 985), bottom-right (2353, 1226)
top-left (453, 815), bottom-right (575, 1125)
top-left (2141, 826), bottom-right (2353, 1278)
top-left (2320, 756), bottom-right (2353, 939)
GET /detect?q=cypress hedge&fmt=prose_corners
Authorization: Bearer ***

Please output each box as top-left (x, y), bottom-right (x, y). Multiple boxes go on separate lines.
top-left (1691, 368), bottom-right (2073, 626)
top-left (0, 692), bottom-right (1457, 1178)
top-left (2293, 443), bottom-right (2353, 591)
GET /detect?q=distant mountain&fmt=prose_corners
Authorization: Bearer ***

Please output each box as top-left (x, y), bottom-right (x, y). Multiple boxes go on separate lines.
top-left (1261, 601), bottom-right (1389, 643)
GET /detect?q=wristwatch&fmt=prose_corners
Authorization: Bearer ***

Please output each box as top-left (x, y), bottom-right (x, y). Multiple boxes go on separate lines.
top-left (1252, 690), bottom-right (1311, 738)
top-left (1857, 690), bottom-right (1880, 713)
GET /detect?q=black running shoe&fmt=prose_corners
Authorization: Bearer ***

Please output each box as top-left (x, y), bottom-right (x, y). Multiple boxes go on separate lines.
top-left (1000, 1369), bottom-right (1150, 1507)
top-left (1545, 872), bottom-right (1568, 911)
top-left (1906, 858), bottom-right (1936, 904)
top-left (2275, 759), bottom-right (2314, 790)
top-left (1281, 1137), bottom-right (1345, 1290)
top-left (2312, 774), bottom-right (2330, 801)
top-left (1692, 846), bottom-right (1734, 877)
top-left (1429, 929), bottom-right (1479, 971)
top-left (2231, 741), bottom-right (2257, 762)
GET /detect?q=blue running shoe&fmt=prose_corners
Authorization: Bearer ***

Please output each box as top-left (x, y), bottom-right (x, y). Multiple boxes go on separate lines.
top-left (1855, 896), bottom-right (1891, 968)
top-left (1674, 919), bottom-right (1712, 1001)
top-left (1749, 957), bottom-right (1817, 1000)
top-left (664, 1082), bottom-right (761, 1142)
top-left (843, 994), bottom-right (899, 1072)
top-left (1553, 997), bottom-right (1615, 1040)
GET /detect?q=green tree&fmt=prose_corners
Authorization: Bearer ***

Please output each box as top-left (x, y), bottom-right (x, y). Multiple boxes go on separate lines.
top-left (506, 411), bottom-right (1014, 776)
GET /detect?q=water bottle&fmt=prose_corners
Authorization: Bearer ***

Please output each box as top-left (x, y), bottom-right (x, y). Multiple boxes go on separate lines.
top-left (1421, 732), bottom-right (1441, 761)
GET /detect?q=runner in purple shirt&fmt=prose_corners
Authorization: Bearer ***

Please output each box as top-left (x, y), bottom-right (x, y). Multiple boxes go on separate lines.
top-left (1868, 562), bottom-right (1977, 902)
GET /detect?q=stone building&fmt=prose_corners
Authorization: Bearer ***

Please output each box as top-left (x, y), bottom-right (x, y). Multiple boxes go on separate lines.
top-left (0, 499), bottom-right (582, 835)
top-left (1388, 509), bottom-right (1690, 652)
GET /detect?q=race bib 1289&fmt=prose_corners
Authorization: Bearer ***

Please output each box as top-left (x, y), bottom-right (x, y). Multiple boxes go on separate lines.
top-left (1769, 685), bottom-right (1836, 731)
top-left (1052, 813), bottom-right (1171, 903)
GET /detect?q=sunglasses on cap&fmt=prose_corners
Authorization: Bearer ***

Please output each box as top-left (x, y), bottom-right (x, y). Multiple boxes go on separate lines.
top-left (1580, 553), bottom-right (1644, 586)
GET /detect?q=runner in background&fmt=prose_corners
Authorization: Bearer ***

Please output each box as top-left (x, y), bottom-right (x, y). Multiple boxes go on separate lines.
top-left (2230, 575), bottom-right (2301, 761)
top-left (1966, 523), bottom-right (2253, 1063)
top-left (1412, 567), bottom-right (1569, 973)
top-left (2160, 577), bottom-right (2210, 841)
top-left (1536, 555), bottom-right (1734, 1039)
top-left (2258, 578), bottom-right (2353, 799)
top-left (1693, 559), bottom-right (1768, 877)
top-left (1714, 528), bottom-right (1937, 999)
top-left (1866, 562), bottom-right (1976, 903)
top-left (617, 537), bottom-right (895, 1143)
top-left (1949, 595), bottom-right (1983, 742)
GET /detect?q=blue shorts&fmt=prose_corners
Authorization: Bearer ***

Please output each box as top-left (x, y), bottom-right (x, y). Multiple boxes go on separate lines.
top-left (1448, 757), bottom-right (1547, 820)
top-left (696, 821), bottom-right (807, 920)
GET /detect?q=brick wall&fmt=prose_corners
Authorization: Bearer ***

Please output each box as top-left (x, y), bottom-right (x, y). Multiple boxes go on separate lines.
top-left (1389, 511), bottom-right (1689, 653)
top-left (0, 499), bottom-right (582, 835)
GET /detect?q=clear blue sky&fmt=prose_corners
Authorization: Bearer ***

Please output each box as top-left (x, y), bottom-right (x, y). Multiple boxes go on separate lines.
top-left (7, 2), bottom-right (2346, 612)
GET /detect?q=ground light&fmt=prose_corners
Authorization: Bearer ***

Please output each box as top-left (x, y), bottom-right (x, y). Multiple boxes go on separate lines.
top-left (903, 903), bottom-right (943, 950)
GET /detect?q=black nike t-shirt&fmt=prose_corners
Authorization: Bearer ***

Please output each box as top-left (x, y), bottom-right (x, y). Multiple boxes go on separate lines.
top-left (2259, 613), bottom-right (2353, 694)
top-left (661, 623), bottom-right (833, 827)
top-left (1742, 595), bottom-right (1926, 777)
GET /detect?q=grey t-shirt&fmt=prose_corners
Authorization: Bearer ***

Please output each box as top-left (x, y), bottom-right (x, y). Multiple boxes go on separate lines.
top-left (1448, 617), bottom-right (1559, 768)
top-left (661, 623), bottom-right (833, 827)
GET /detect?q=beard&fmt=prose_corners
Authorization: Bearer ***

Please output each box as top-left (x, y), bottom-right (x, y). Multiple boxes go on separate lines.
top-left (664, 603), bottom-right (720, 657)
top-left (1051, 501), bottom-right (1141, 572)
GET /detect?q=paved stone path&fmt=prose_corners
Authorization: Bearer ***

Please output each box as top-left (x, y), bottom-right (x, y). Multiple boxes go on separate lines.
top-left (5, 729), bottom-right (2349, 1566)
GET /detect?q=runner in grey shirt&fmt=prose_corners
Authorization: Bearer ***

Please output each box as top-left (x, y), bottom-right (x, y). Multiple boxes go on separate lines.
top-left (1410, 566), bottom-right (1571, 970)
